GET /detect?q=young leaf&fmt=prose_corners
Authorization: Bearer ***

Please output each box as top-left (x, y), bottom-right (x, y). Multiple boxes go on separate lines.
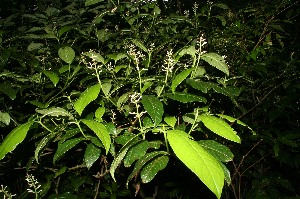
top-left (58, 46), bottom-right (75, 64)
top-left (0, 121), bottom-right (34, 160)
top-left (124, 140), bottom-right (149, 167)
top-left (84, 143), bottom-right (101, 169)
top-left (126, 151), bottom-right (169, 187)
top-left (197, 140), bottom-right (234, 162)
top-left (140, 155), bottom-right (169, 183)
top-left (141, 95), bottom-right (163, 126)
top-left (74, 84), bottom-right (101, 116)
top-left (201, 53), bottom-right (229, 76)
top-left (81, 119), bottom-right (111, 154)
top-left (199, 115), bottom-right (241, 143)
top-left (171, 68), bottom-right (193, 93)
top-left (164, 116), bottom-right (177, 128)
top-left (42, 70), bottom-right (59, 87)
top-left (167, 130), bottom-right (224, 199)
top-left (53, 138), bottom-right (84, 163)
top-left (165, 92), bottom-right (207, 103)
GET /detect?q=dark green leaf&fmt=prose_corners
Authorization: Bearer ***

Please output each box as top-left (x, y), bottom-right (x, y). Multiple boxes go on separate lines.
top-left (171, 68), bottom-right (193, 93)
top-left (165, 92), bottom-right (207, 103)
top-left (58, 46), bottom-right (75, 64)
top-left (84, 143), bottom-right (101, 169)
top-left (53, 138), bottom-right (84, 163)
top-left (201, 53), bottom-right (229, 75)
top-left (42, 70), bottom-right (59, 87)
top-left (141, 95), bottom-right (164, 126)
top-left (124, 140), bottom-right (149, 167)
top-left (141, 155), bottom-right (169, 183)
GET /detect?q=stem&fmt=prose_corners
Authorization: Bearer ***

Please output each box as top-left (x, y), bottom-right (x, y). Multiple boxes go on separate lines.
top-left (188, 108), bottom-right (199, 134)
top-left (163, 126), bottom-right (170, 153)
top-left (158, 69), bottom-right (169, 97)
top-left (75, 121), bottom-right (87, 139)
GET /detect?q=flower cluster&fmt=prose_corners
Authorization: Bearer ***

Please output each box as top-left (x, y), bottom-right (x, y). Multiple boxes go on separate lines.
top-left (126, 44), bottom-right (145, 67)
top-left (162, 49), bottom-right (175, 73)
top-left (26, 173), bottom-right (42, 194)
top-left (0, 185), bottom-right (16, 199)
top-left (196, 34), bottom-right (208, 55)
top-left (81, 50), bottom-right (102, 71)
top-left (193, 2), bottom-right (199, 15)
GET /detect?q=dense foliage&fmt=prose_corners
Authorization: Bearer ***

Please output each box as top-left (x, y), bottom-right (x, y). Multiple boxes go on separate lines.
top-left (0, 0), bottom-right (299, 198)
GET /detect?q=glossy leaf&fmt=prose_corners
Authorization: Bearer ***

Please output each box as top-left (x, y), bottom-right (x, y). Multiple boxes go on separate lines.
top-left (74, 84), bottom-right (101, 116)
top-left (0, 121), bottom-right (34, 160)
top-left (164, 116), bottom-right (177, 128)
top-left (141, 155), bottom-right (169, 183)
top-left (58, 46), bottom-right (75, 64)
top-left (53, 138), bottom-right (84, 163)
top-left (197, 140), bottom-right (234, 162)
top-left (165, 92), bottom-right (207, 103)
top-left (81, 119), bottom-right (111, 154)
top-left (220, 162), bottom-right (231, 185)
top-left (95, 106), bottom-right (105, 121)
top-left (141, 95), bottom-right (163, 126)
top-left (84, 143), bottom-right (101, 169)
top-left (167, 130), bottom-right (224, 199)
top-left (124, 140), bottom-right (149, 167)
top-left (126, 151), bottom-right (169, 187)
top-left (171, 68), bottom-right (193, 93)
top-left (201, 53), bottom-right (229, 76)
top-left (36, 107), bottom-right (73, 119)
top-left (35, 133), bottom-right (56, 163)
top-left (199, 115), bottom-right (241, 143)
top-left (42, 70), bottom-right (59, 87)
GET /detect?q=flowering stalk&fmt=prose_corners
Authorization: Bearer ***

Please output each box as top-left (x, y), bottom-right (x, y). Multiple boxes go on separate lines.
top-left (191, 34), bottom-right (207, 78)
top-left (0, 185), bottom-right (16, 199)
top-left (158, 49), bottom-right (175, 97)
top-left (26, 174), bottom-right (42, 199)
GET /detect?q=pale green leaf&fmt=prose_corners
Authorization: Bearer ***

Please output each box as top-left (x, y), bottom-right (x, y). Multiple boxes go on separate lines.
top-left (141, 95), bottom-right (164, 126)
top-left (141, 155), bottom-right (169, 183)
top-left (81, 119), bottom-right (111, 154)
top-left (58, 46), bottom-right (75, 64)
top-left (74, 84), bottom-right (101, 116)
top-left (165, 92), bottom-right (207, 103)
top-left (0, 121), bottom-right (34, 160)
top-left (0, 111), bottom-right (10, 125)
top-left (171, 68), bottom-right (193, 93)
top-left (84, 143), bottom-right (101, 169)
top-left (199, 115), bottom-right (241, 143)
top-left (102, 82), bottom-right (111, 96)
top-left (95, 106), bottom-right (105, 121)
top-left (124, 140), bottom-right (149, 167)
top-left (201, 53), bottom-right (229, 75)
top-left (36, 107), bottom-right (73, 119)
top-left (53, 138), bottom-right (84, 163)
top-left (164, 116), bottom-right (177, 128)
top-left (42, 70), bottom-right (59, 87)
top-left (197, 140), bottom-right (234, 162)
top-left (27, 43), bottom-right (43, 51)
top-left (167, 130), bottom-right (224, 199)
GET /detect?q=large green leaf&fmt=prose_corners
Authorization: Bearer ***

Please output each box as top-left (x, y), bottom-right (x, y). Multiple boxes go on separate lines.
top-left (58, 46), bottom-right (75, 64)
top-left (0, 121), bottom-right (34, 160)
top-left (84, 143), bottom-right (101, 169)
top-left (53, 138), bottom-right (84, 163)
top-left (141, 95), bottom-right (163, 126)
top-left (81, 119), bottom-right (111, 154)
top-left (171, 68), bottom-right (193, 93)
top-left (140, 155), bottom-right (169, 183)
top-left (123, 140), bottom-right (149, 167)
top-left (167, 130), bottom-right (224, 199)
top-left (197, 140), bottom-right (234, 162)
top-left (165, 92), bottom-right (207, 103)
top-left (74, 84), bottom-right (101, 116)
top-left (126, 151), bottom-right (168, 187)
top-left (42, 70), bottom-right (59, 87)
top-left (199, 115), bottom-right (241, 143)
top-left (201, 53), bottom-right (229, 75)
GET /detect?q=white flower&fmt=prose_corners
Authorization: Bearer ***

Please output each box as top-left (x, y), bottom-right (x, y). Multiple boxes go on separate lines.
top-left (130, 92), bottom-right (142, 104)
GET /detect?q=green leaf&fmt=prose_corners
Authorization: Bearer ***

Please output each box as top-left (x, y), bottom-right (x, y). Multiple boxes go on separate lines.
top-left (0, 121), bottom-right (34, 160)
top-left (165, 92), bottom-right (207, 103)
top-left (85, 0), bottom-right (103, 6)
top-left (197, 140), bottom-right (234, 162)
top-left (57, 26), bottom-right (72, 38)
top-left (74, 84), bottom-right (101, 116)
top-left (141, 95), bottom-right (164, 126)
top-left (83, 51), bottom-right (105, 64)
top-left (102, 82), bottom-right (111, 96)
top-left (132, 39), bottom-right (147, 53)
top-left (95, 106), bottom-right (105, 121)
top-left (164, 116), bottom-right (177, 128)
top-left (53, 138), bottom-right (84, 163)
top-left (216, 114), bottom-right (247, 127)
top-left (171, 68), bottom-right (193, 93)
top-left (110, 135), bottom-right (142, 181)
top-left (177, 45), bottom-right (196, 59)
top-left (126, 151), bottom-right (168, 187)
top-left (167, 130), bottom-right (224, 199)
top-left (58, 46), bottom-right (75, 64)
top-left (84, 143), bottom-right (101, 169)
top-left (219, 162), bottom-right (231, 185)
top-left (124, 140), bottom-right (149, 167)
top-left (81, 119), bottom-right (111, 154)
top-left (141, 155), bottom-right (169, 183)
top-left (36, 107), bottom-right (73, 119)
top-left (199, 115), bottom-right (241, 143)
top-left (35, 133), bottom-right (56, 163)
top-left (27, 43), bottom-right (44, 51)
top-left (0, 111), bottom-right (10, 125)
top-left (0, 83), bottom-right (17, 100)
top-left (96, 29), bottom-right (109, 42)
top-left (42, 70), bottom-right (59, 87)
top-left (107, 53), bottom-right (127, 62)
top-left (201, 53), bottom-right (229, 75)
top-left (54, 166), bottom-right (68, 178)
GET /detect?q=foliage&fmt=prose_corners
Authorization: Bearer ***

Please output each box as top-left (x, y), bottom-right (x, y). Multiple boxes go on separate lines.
top-left (0, 0), bottom-right (299, 198)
